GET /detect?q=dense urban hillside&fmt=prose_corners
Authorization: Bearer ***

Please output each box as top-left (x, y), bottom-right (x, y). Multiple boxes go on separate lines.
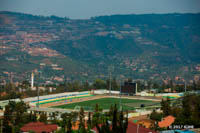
top-left (0, 11), bottom-right (200, 84)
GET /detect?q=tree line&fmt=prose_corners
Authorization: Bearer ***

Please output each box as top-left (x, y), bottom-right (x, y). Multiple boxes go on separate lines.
top-left (0, 78), bottom-right (200, 101)
top-left (1, 101), bottom-right (128, 133)
top-left (149, 94), bottom-right (200, 130)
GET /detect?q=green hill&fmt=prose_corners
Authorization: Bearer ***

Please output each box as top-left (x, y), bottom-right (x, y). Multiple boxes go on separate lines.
top-left (0, 11), bottom-right (200, 83)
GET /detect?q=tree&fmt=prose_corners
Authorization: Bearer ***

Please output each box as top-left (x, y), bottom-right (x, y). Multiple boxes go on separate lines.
top-left (83, 81), bottom-right (90, 91)
top-left (136, 81), bottom-right (145, 92)
top-left (191, 100), bottom-right (200, 126)
top-left (169, 80), bottom-right (174, 92)
top-left (29, 111), bottom-right (37, 122)
top-left (79, 107), bottom-right (86, 132)
top-left (61, 112), bottom-right (73, 132)
top-left (4, 83), bottom-right (14, 93)
top-left (161, 97), bottom-right (171, 116)
top-left (161, 82), bottom-right (167, 92)
top-left (170, 94), bottom-right (200, 127)
top-left (3, 104), bottom-right (12, 133)
top-left (152, 82), bottom-right (160, 89)
top-left (50, 112), bottom-right (58, 124)
top-left (127, 78), bottom-right (132, 83)
top-left (39, 112), bottom-right (47, 123)
top-left (66, 117), bottom-right (72, 133)
top-left (95, 104), bottom-right (99, 113)
top-left (92, 104), bottom-right (101, 129)
top-left (87, 112), bottom-right (92, 130)
top-left (21, 80), bottom-right (30, 90)
top-left (112, 78), bottom-right (119, 90)
top-left (95, 104), bottom-right (128, 133)
top-left (3, 101), bottom-right (29, 133)
top-left (71, 112), bottom-right (78, 128)
top-left (93, 79), bottom-right (106, 89)
top-left (61, 113), bottom-right (68, 131)
top-left (149, 110), bottom-right (163, 121)
top-left (182, 95), bottom-right (191, 119)
top-left (112, 104), bottom-right (117, 132)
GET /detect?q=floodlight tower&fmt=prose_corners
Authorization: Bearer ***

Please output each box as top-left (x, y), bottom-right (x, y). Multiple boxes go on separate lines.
top-left (136, 82), bottom-right (138, 95)
top-left (184, 82), bottom-right (187, 93)
top-left (108, 66), bottom-right (114, 95)
top-left (37, 86), bottom-right (39, 108)
top-left (183, 71), bottom-right (187, 93)
top-left (10, 72), bottom-right (13, 84)
top-left (120, 81), bottom-right (122, 110)
top-left (119, 74), bottom-right (124, 111)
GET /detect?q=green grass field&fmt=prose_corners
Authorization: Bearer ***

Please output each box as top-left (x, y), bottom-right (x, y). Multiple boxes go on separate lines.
top-left (53, 98), bottom-right (159, 111)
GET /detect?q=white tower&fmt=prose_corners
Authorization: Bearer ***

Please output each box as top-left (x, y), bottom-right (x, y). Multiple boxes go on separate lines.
top-left (31, 72), bottom-right (34, 89)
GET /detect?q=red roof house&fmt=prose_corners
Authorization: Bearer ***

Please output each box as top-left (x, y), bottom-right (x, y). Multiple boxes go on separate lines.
top-left (158, 115), bottom-right (175, 128)
top-left (20, 122), bottom-right (58, 133)
top-left (92, 121), bottom-right (158, 133)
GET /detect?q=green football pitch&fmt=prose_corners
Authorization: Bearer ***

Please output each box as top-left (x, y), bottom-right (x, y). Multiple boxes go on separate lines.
top-left (53, 98), bottom-right (159, 111)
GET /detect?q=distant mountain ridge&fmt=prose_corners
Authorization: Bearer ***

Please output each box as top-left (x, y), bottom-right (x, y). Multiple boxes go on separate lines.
top-left (0, 11), bottom-right (200, 83)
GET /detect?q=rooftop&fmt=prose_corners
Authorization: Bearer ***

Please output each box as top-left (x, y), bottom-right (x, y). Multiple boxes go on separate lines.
top-left (158, 115), bottom-right (175, 128)
top-left (92, 121), bottom-right (158, 133)
top-left (20, 122), bottom-right (58, 133)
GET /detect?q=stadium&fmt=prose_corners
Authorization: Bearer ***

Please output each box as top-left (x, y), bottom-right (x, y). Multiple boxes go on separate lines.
top-left (20, 89), bottom-right (162, 115)
top-left (0, 88), bottom-right (185, 116)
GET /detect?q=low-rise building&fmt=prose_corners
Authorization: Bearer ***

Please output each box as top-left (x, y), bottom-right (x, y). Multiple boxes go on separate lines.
top-left (20, 122), bottom-right (58, 133)
top-left (92, 121), bottom-right (158, 133)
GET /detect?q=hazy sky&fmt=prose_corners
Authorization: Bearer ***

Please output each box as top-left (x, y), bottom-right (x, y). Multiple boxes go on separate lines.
top-left (0, 0), bottom-right (200, 19)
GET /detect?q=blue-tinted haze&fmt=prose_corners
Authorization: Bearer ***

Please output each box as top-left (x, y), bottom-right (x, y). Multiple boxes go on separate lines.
top-left (0, 0), bottom-right (200, 19)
